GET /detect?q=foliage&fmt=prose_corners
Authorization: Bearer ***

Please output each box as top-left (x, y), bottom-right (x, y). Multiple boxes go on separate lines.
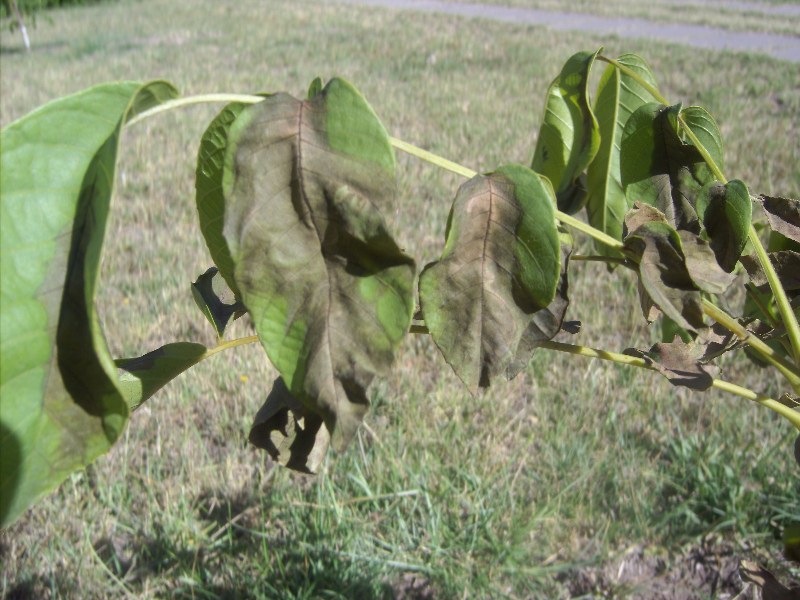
top-left (1, 49), bottom-right (799, 532)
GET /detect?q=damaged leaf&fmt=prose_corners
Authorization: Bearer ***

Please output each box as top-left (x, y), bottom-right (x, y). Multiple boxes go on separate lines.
top-left (757, 194), bottom-right (800, 243)
top-left (419, 164), bottom-right (561, 393)
top-left (249, 378), bottom-right (330, 474)
top-left (191, 266), bottom-right (245, 339)
top-left (623, 206), bottom-right (705, 331)
top-left (741, 251), bottom-right (800, 295)
top-left (625, 337), bottom-right (717, 390)
top-left (221, 78), bottom-right (415, 451)
top-left (695, 179), bottom-right (752, 272)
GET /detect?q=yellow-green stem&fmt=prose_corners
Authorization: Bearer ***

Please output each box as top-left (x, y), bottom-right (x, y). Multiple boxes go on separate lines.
top-left (204, 335), bottom-right (260, 359)
top-left (388, 137), bottom-right (624, 251)
top-left (702, 299), bottom-right (800, 391)
top-left (125, 94), bottom-right (265, 127)
top-left (388, 136), bottom-right (476, 179)
top-left (539, 340), bottom-right (800, 431)
top-left (747, 225), bottom-right (800, 365)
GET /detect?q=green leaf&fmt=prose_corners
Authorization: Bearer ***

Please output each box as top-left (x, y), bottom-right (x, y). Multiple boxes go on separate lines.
top-left (0, 80), bottom-right (178, 527)
top-left (695, 179), bottom-right (752, 272)
top-left (196, 97), bottom-right (269, 297)
top-left (307, 77), bottom-right (323, 99)
top-left (221, 78), bottom-right (415, 452)
top-left (679, 105), bottom-right (724, 178)
top-left (419, 164), bottom-right (561, 393)
top-left (586, 53), bottom-right (659, 253)
top-left (532, 49), bottom-right (601, 214)
top-left (249, 378), bottom-right (330, 474)
top-left (190, 266), bottom-right (245, 339)
top-left (508, 231), bottom-right (574, 379)
top-left (116, 342), bottom-right (208, 411)
top-left (620, 103), bottom-right (710, 233)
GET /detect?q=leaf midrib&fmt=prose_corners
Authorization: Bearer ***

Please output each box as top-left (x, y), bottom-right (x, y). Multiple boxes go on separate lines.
top-left (295, 99), bottom-right (338, 406)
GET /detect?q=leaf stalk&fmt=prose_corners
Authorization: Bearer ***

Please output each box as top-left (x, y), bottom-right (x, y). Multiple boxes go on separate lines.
top-left (388, 137), bottom-right (624, 251)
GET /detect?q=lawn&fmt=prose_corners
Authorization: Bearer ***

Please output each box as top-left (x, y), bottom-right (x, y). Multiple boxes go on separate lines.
top-left (435, 0), bottom-right (800, 36)
top-left (1, 0), bottom-right (799, 598)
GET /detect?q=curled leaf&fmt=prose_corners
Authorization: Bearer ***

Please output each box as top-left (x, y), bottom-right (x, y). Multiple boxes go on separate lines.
top-left (196, 99), bottom-right (269, 297)
top-left (116, 342), bottom-right (208, 411)
top-left (679, 106), bottom-right (724, 179)
top-left (695, 179), bottom-right (752, 272)
top-left (586, 53), bottom-right (659, 253)
top-left (532, 49), bottom-right (601, 214)
top-left (419, 165), bottom-right (561, 393)
top-left (191, 266), bottom-right (245, 339)
top-left (249, 378), bottom-right (330, 474)
top-left (508, 232), bottom-right (573, 379)
top-left (222, 78), bottom-right (415, 451)
top-left (757, 194), bottom-right (800, 243)
top-left (0, 80), bottom-right (178, 527)
top-left (625, 337), bottom-right (717, 391)
top-left (623, 205), bottom-right (705, 331)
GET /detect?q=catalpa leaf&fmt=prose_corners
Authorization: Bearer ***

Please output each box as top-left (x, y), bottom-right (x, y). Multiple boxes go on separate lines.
top-left (532, 49), bottom-right (601, 214)
top-left (625, 337), bottom-right (717, 391)
top-left (191, 266), bottom-right (245, 339)
top-left (196, 96), bottom-right (269, 297)
top-left (586, 53), bottom-right (659, 254)
top-left (757, 194), bottom-right (800, 244)
top-left (621, 103), bottom-right (709, 233)
top-left (623, 204), bottom-right (705, 331)
top-left (419, 165), bottom-right (561, 393)
top-left (695, 179), bottom-right (752, 272)
top-left (221, 78), bottom-right (415, 452)
top-left (116, 342), bottom-right (208, 411)
top-left (249, 378), bottom-right (330, 474)
top-left (0, 80), bottom-right (178, 527)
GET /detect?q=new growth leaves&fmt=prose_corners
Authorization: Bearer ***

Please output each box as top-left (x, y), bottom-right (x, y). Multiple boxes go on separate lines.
top-left (532, 49), bottom-right (601, 214)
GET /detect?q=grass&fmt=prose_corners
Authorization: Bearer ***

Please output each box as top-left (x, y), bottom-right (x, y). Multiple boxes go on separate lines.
top-left (1, 0), bottom-right (800, 597)
top-left (434, 0), bottom-right (800, 36)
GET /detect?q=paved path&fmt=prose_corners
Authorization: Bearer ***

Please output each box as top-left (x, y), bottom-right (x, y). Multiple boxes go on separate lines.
top-left (333, 0), bottom-right (800, 62)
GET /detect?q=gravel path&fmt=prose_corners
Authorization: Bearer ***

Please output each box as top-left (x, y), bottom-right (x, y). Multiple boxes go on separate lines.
top-left (333, 0), bottom-right (800, 62)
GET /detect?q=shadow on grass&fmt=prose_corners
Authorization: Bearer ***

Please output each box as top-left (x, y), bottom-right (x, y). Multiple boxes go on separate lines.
top-left (91, 486), bottom-right (427, 598)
